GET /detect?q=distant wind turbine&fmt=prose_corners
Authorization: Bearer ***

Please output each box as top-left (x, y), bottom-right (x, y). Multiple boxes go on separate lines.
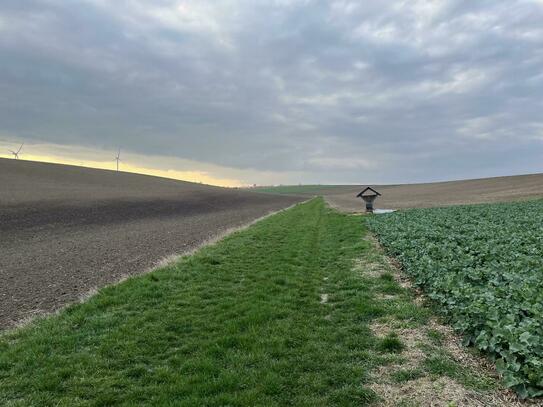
top-left (115, 148), bottom-right (121, 171)
top-left (8, 143), bottom-right (24, 159)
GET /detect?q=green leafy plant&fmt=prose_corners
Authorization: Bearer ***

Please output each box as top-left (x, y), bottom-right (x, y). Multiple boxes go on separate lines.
top-left (367, 200), bottom-right (543, 398)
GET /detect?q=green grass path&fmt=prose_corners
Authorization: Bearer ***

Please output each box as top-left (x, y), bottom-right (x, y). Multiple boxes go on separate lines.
top-left (0, 199), bottom-right (498, 406)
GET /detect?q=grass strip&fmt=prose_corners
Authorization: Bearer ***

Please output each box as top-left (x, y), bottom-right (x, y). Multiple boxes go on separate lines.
top-left (1, 199), bottom-right (381, 406)
top-left (0, 198), bottom-right (501, 406)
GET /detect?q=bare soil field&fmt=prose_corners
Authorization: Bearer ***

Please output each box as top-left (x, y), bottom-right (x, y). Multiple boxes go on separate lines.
top-left (282, 174), bottom-right (543, 212)
top-left (0, 158), bottom-right (304, 330)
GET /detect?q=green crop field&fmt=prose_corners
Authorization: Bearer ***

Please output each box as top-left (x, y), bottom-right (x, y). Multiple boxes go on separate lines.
top-left (367, 199), bottom-right (543, 398)
top-left (0, 199), bottom-right (502, 406)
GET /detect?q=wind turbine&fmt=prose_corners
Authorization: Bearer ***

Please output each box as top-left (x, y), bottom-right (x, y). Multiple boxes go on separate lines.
top-left (8, 143), bottom-right (24, 159)
top-left (115, 148), bottom-right (121, 171)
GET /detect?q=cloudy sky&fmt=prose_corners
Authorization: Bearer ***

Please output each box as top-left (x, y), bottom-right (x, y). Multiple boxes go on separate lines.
top-left (1, 0), bottom-right (542, 186)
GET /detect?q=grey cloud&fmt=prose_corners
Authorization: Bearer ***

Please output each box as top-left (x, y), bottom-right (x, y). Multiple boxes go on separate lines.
top-left (1, 0), bottom-right (542, 183)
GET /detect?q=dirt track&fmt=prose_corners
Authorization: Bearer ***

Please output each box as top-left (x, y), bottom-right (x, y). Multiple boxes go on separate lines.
top-left (0, 159), bottom-right (304, 330)
top-left (314, 174), bottom-right (543, 212)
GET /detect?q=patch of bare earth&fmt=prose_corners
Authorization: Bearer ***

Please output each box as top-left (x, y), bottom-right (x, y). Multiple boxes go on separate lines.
top-left (322, 173), bottom-right (543, 213)
top-left (356, 234), bottom-right (534, 407)
top-left (368, 321), bottom-right (524, 406)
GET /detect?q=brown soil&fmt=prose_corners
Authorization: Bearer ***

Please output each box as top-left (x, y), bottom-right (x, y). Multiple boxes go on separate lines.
top-left (317, 174), bottom-right (543, 212)
top-left (0, 158), bottom-right (304, 330)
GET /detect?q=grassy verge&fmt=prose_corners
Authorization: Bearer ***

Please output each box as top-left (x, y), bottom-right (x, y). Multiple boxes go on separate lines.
top-left (0, 199), bottom-right (502, 406)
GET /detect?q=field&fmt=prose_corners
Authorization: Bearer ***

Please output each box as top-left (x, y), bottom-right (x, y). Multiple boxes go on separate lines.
top-left (254, 173), bottom-right (543, 211)
top-left (1, 199), bottom-right (517, 406)
top-left (254, 185), bottom-right (346, 195)
top-left (367, 200), bottom-right (543, 398)
top-left (0, 158), bottom-right (303, 329)
top-left (3, 159), bottom-right (543, 404)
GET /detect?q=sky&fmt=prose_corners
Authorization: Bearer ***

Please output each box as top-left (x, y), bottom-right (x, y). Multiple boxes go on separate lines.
top-left (1, 0), bottom-right (542, 186)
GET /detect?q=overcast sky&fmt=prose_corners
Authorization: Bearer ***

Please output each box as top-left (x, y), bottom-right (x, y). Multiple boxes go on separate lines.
top-left (1, 0), bottom-right (542, 185)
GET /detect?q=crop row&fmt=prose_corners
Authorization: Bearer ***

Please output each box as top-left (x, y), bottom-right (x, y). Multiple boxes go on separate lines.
top-left (367, 200), bottom-right (543, 398)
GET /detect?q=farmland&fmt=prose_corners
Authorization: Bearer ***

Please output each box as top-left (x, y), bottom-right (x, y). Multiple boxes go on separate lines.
top-left (3, 157), bottom-right (543, 404)
top-left (0, 158), bottom-right (303, 329)
top-left (254, 173), bottom-right (543, 211)
top-left (367, 200), bottom-right (543, 398)
top-left (0, 199), bottom-right (514, 406)
top-left (254, 185), bottom-right (346, 195)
